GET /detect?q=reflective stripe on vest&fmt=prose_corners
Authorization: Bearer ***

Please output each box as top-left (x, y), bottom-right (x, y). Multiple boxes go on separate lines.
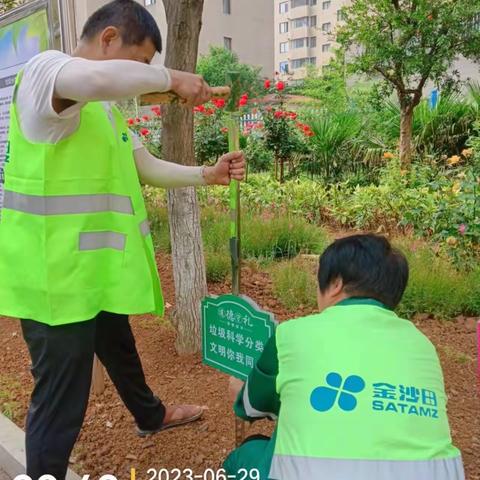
top-left (3, 190), bottom-right (134, 215)
top-left (79, 220), bottom-right (150, 252)
top-left (140, 219), bottom-right (150, 236)
top-left (79, 232), bottom-right (127, 251)
top-left (269, 454), bottom-right (465, 480)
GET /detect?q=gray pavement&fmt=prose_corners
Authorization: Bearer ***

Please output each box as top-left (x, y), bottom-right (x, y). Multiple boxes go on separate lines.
top-left (0, 467), bottom-right (11, 480)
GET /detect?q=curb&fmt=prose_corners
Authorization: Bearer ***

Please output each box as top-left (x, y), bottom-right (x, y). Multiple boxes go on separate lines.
top-left (0, 414), bottom-right (80, 480)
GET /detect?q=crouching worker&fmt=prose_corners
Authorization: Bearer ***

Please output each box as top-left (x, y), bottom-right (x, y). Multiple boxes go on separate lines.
top-left (224, 234), bottom-right (464, 480)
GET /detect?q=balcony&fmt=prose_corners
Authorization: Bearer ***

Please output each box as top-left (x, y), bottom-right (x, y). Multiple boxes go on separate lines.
top-left (289, 25), bottom-right (311, 38)
top-left (288, 5), bottom-right (311, 18)
top-left (289, 48), bottom-right (310, 60)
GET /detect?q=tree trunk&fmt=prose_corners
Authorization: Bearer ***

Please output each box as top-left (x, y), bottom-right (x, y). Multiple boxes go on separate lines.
top-left (399, 104), bottom-right (414, 168)
top-left (162, 0), bottom-right (206, 354)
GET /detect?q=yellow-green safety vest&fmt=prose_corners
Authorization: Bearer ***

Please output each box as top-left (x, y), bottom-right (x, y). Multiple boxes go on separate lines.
top-left (0, 73), bottom-right (164, 325)
top-left (271, 303), bottom-right (464, 480)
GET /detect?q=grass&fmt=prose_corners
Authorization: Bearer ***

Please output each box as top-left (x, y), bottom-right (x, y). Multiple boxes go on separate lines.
top-left (0, 375), bottom-right (21, 422)
top-left (269, 256), bottom-right (318, 311)
top-left (269, 241), bottom-right (480, 319)
top-left (147, 203), bottom-right (327, 263)
top-left (396, 241), bottom-right (480, 319)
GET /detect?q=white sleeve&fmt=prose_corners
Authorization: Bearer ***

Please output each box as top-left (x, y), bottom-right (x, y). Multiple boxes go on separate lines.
top-left (55, 54), bottom-right (172, 103)
top-left (134, 147), bottom-right (206, 189)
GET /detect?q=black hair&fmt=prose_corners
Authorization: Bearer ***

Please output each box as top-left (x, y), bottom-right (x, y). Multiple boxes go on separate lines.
top-left (80, 0), bottom-right (162, 53)
top-left (318, 234), bottom-right (409, 309)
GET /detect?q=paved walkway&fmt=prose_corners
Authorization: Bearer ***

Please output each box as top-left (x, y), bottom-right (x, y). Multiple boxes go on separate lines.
top-left (0, 467), bottom-right (11, 480)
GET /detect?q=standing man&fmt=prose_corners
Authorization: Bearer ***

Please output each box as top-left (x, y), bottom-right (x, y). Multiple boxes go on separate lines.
top-left (0, 1), bottom-right (245, 479)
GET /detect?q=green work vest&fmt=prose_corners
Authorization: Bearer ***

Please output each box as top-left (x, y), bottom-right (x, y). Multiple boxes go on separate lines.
top-left (271, 301), bottom-right (464, 480)
top-left (0, 74), bottom-right (164, 325)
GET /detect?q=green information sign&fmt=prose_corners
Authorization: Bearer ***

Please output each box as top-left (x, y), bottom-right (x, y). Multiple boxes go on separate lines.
top-left (202, 294), bottom-right (276, 380)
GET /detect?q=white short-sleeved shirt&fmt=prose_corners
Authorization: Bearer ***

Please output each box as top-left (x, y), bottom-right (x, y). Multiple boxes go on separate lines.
top-left (16, 50), bottom-right (143, 149)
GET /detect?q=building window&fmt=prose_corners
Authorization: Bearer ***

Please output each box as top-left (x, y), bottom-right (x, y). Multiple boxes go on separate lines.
top-left (322, 1), bottom-right (331, 9)
top-left (291, 38), bottom-right (305, 49)
top-left (291, 57), bottom-right (316, 69)
top-left (337, 9), bottom-right (346, 21)
top-left (279, 1), bottom-right (289, 14)
top-left (144, 0), bottom-right (155, 5)
top-left (293, 16), bottom-right (309, 28)
top-left (280, 42), bottom-right (289, 53)
top-left (322, 43), bottom-right (330, 52)
top-left (310, 16), bottom-right (317, 27)
top-left (279, 21), bottom-right (289, 33)
top-left (279, 61), bottom-right (289, 74)
top-left (291, 0), bottom-right (317, 7)
top-left (310, 36), bottom-right (317, 48)
top-left (223, 0), bottom-right (231, 15)
top-left (224, 37), bottom-right (232, 50)
top-left (322, 22), bottom-right (331, 33)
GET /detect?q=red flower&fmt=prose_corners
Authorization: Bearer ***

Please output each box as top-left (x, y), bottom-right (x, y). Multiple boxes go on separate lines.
top-left (264, 79), bottom-right (271, 89)
top-left (221, 127), bottom-right (229, 134)
top-left (151, 106), bottom-right (161, 116)
top-left (276, 81), bottom-right (285, 92)
top-left (194, 105), bottom-right (206, 113)
top-left (239, 97), bottom-right (248, 107)
top-left (305, 130), bottom-right (314, 137)
top-left (142, 115), bottom-right (150, 122)
top-left (303, 125), bottom-right (311, 132)
top-left (205, 108), bottom-right (216, 116)
top-left (274, 111), bottom-right (284, 119)
top-left (288, 112), bottom-right (298, 120)
top-left (213, 98), bottom-right (226, 108)
top-left (140, 128), bottom-right (150, 137)
top-left (135, 117), bottom-right (141, 124)
top-left (127, 118), bottom-right (135, 126)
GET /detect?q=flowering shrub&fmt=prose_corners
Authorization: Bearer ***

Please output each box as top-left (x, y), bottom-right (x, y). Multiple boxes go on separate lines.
top-left (127, 106), bottom-right (163, 157)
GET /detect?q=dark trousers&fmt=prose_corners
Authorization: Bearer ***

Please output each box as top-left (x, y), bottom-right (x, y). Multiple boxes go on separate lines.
top-left (21, 311), bottom-right (166, 480)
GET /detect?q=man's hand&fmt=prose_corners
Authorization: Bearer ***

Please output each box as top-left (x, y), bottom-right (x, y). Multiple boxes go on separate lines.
top-left (169, 69), bottom-right (212, 106)
top-left (204, 151), bottom-right (246, 186)
top-left (228, 376), bottom-right (245, 402)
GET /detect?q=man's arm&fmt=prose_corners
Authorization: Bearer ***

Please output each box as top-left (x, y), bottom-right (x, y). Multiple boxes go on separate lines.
top-left (133, 143), bottom-right (246, 189)
top-left (232, 334), bottom-right (280, 422)
top-left (54, 53), bottom-right (210, 112)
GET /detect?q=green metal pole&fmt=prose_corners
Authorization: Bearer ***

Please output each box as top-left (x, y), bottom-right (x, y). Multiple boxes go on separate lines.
top-left (227, 115), bottom-right (241, 296)
top-left (225, 71), bottom-right (245, 447)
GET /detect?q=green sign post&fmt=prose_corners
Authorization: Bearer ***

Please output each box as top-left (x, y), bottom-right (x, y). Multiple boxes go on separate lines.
top-left (202, 294), bottom-right (276, 380)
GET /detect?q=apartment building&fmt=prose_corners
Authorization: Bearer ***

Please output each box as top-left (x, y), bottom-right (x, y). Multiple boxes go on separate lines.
top-left (73, 0), bottom-right (275, 77)
top-left (275, 0), bottom-right (351, 81)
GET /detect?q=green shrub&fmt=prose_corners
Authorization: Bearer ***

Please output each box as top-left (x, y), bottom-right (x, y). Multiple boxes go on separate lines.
top-left (143, 187), bottom-right (171, 252)
top-left (270, 257), bottom-right (318, 311)
top-left (206, 252), bottom-right (231, 283)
